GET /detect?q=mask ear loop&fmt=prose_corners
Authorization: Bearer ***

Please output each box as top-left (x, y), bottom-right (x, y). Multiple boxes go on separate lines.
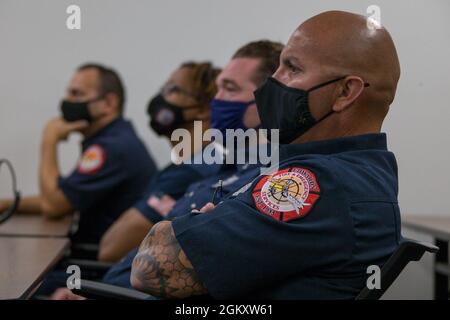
top-left (306, 76), bottom-right (348, 92)
top-left (307, 76), bottom-right (370, 92)
top-left (0, 159), bottom-right (21, 224)
top-left (306, 76), bottom-right (371, 123)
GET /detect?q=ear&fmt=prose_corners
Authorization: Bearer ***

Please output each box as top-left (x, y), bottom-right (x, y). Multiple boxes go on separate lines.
top-left (332, 76), bottom-right (365, 112)
top-left (103, 92), bottom-right (120, 113)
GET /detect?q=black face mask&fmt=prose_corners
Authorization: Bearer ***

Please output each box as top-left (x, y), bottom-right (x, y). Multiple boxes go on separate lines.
top-left (60, 96), bottom-right (104, 123)
top-left (255, 76), bottom-right (360, 144)
top-left (147, 94), bottom-right (200, 137)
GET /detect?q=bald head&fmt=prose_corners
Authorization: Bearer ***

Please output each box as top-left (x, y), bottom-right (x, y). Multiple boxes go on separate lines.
top-left (300, 11), bottom-right (400, 106)
top-left (272, 10), bottom-right (401, 142)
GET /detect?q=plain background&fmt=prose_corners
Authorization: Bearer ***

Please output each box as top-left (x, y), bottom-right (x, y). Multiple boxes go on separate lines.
top-left (0, 0), bottom-right (449, 299)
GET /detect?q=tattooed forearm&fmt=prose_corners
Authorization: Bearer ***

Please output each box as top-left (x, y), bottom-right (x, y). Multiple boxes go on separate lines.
top-left (130, 221), bottom-right (207, 299)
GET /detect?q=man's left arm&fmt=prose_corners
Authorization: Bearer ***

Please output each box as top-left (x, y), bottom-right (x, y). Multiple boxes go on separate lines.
top-left (39, 118), bottom-right (87, 218)
top-left (131, 220), bottom-right (208, 299)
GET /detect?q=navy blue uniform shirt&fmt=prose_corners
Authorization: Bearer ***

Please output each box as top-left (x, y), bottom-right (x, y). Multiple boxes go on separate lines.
top-left (102, 247), bottom-right (137, 289)
top-left (58, 117), bottom-right (157, 243)
top-left (102, 163), bottom-right (263, 289)
top-left (172, 133), bottom-right (402, 299)
top-left (132, 143), bottom-right (265, 223)
top-left (167, 163), bottom-right (261, 219)
top-left (133, 160), bottom-right (224, 223)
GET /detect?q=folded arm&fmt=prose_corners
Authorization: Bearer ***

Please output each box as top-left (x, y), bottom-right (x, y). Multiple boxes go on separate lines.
top-left (130, 220), bottom-right (207, 299)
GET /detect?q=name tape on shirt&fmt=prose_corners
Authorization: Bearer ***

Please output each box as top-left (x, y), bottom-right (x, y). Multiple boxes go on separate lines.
top-left (78, 144), bottom-right (106, 175)
top-left (252, 167), bottom-right (320, 222)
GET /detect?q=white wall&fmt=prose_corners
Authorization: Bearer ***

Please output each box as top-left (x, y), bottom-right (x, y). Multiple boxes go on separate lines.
top-left (1, 0), bottom-right (449, 298)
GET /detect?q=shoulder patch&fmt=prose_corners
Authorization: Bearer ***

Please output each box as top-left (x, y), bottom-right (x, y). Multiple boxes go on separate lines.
top-left (78, 144), bottom-right (106, 175)
top-left (252, 167), bottom-right (320, 222)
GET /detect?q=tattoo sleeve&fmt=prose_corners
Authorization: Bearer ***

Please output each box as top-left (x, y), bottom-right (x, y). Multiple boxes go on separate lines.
top-left (131, 221), bottom-right (208, 299)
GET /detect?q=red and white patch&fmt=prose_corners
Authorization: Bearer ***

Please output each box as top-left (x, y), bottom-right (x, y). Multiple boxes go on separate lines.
top-left (77, 144), bottom-right (106, 175)
top-left (252, 167), bottom-right (320, 222)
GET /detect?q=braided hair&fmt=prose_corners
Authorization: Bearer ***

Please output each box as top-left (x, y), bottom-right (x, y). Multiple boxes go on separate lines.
top-left (180, 61), bottom-right (221, 106)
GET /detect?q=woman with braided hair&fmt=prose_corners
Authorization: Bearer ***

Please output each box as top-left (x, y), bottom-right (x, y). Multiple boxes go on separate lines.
top-left (98, 61), bottom-right (222, 263)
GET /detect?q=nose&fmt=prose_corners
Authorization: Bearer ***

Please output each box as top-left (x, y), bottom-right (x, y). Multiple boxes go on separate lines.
top-left (214, 89), bottom-right (226, 100)
top-left (272, 66), bottom-right (287, 84)
top-left (272, 66), bottom-right (283, 82)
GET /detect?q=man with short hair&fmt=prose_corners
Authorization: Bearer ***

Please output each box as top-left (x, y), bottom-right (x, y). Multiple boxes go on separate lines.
top-left (97, 40), bottom-right (284, 262)
top-left (0, 63), bottom-right (157, 244)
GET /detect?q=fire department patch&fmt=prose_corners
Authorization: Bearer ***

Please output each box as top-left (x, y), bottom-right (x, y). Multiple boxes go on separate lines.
top-left (78, 144), bottom-right (106, 175)
top-left (252, 167), bottom-right (320, 222)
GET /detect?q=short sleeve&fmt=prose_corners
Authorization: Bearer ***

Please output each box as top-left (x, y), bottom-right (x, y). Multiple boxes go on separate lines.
top-left (172, 160), bottom-right (354, 299)
top-left (132, 163), bottom-right (219, 223)
top-left (59, 143), bottom-right (127, 211)
top-left (133, 197), bottom-right (164, 224)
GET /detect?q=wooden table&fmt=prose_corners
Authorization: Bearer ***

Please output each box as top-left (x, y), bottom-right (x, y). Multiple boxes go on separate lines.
top-left (0, 237), bottom-right (69, 299)
top-left (0, 213), bottom-right (73, 238)
top-left (402, 215), bottom-right (450, 300)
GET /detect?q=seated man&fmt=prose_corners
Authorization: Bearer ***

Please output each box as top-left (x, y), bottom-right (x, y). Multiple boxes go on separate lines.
top-left (50, 41), bottom-right (283, 299)
top-left (130, 11), bottom-right (402, 299)
top-left (0, 63), bottom-right (157, 244)
top-left (98, 40), bottom-right (284, 262)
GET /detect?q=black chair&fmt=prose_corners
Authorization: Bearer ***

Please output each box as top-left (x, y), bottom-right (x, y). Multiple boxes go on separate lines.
top-left (67, 212), bottom-right (102, 260)
top-left (60, 258), bottom-right (114, 280)
top-left (73, 279), bottom-right (151, 300)
top-left (71, 239), bottom-right (439, 300)
top-left (355, 239), bottom-right (439, 300)
top-left (61, 211), bottom-right (112, 279)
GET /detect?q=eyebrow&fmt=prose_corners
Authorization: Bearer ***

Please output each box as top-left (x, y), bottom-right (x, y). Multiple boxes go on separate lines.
top-left (220, 78), bottom-right (241, 90)
top-left (162, 81), bottom-right (196, 97)
top-left (283, 55), bottom-right (303, 67)
top-left (68, 88), bottom-right (83, 96)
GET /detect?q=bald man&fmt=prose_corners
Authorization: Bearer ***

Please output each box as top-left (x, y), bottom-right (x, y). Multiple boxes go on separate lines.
top-left (129, 11), bottom-right (402, 300)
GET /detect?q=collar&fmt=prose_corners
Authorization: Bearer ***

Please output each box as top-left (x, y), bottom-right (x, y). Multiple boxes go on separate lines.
top-left (279, 133), bottom-right (388, 161)
top-left (82, 117), bottom-right (126, 147)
